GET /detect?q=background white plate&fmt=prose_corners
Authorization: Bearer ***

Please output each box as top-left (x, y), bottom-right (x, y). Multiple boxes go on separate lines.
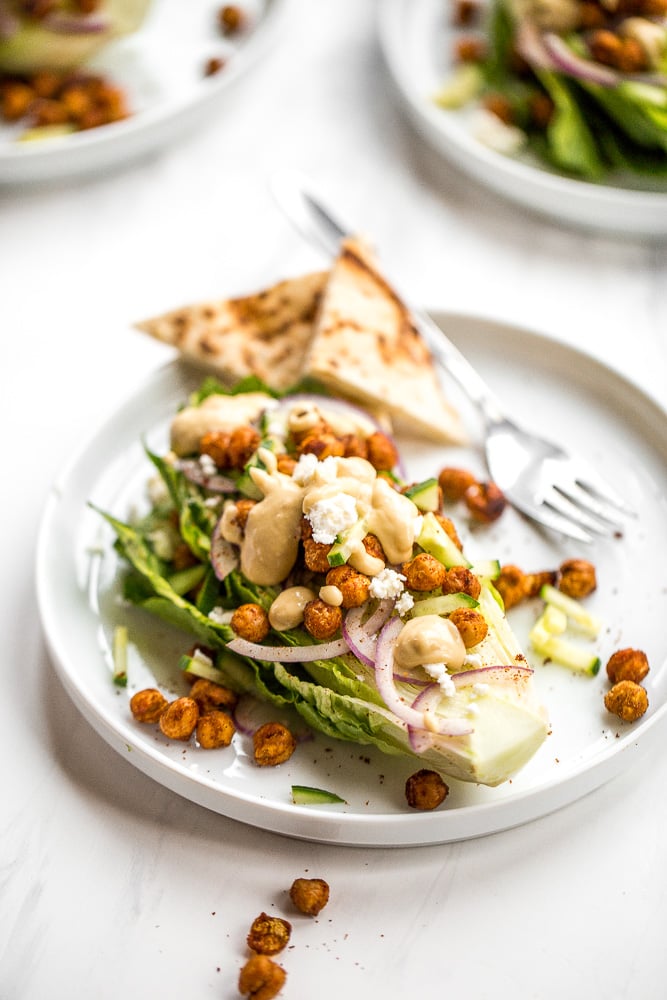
top-left (36, 313), bottom-right (667, 846)
top-left (0, 0), bottom-right (287, 185)
top-left (377, 0), bottom-right (667, 236)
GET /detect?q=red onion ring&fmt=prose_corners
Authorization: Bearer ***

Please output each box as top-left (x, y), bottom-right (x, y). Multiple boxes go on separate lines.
top-left (451, 665), bottom-right (533, 689)
top-left (177, 458), bottom-right (236, 494)
top-left (408, 684), bottom-right (442, 752)
top-left (43, 12), bottom-right (109, 33)
top-left (362, 598), bottom-right (395, 635)
top-left (227, 635), bottom-right (349, 663)
top-left (342, 606), bottom-right (378, 667)
top-left (210, 517), bottom-right (238, 581)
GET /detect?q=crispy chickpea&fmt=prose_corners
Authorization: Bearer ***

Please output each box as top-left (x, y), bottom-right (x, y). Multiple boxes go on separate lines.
top-left (303, 598), bottom-right (343, 639)
top-left (196, 710), bottom-right (235, 748)
top-left (189, 677), bottom-right (238, 713)
top-left (325, 565), bottom-right (370, 608)
top-left (604, 681), bottom-right (648, 723)
top-left (303, 538), bottom-right (333, 574)
top-left (452, 0), bottom-right (480, 26)
top-left (402, 553), bottom-right (446, 592)
top-left (482, 92), bottom-right (515, 125)
top-left (362, 533), bottom-right (387, 563)
top-left (158, 697), bottom-right (199, 741)
top-left (558, 559), bottom-right (597, 598)
top-left (588, 28), bottom-right (623, 65)
top-left (219, 4), bottom-right (246, 35)
top-left (438, 466), bottom-right (477, 503)
top-left (247, 912), bottom-right (292, 955)
top-left (606, 648), bottom-right (650, 685)
top-left (129, 687), bottom-right (168, 724)
top-left (495, 564), bottom-right (529, 609)
top-left (171, 541), bottom-right (198, 570)
top-left (297, 431), bottom-right (345, 460)
top-left (289, 877), bottom-right (330, 916)
top-left (578, 1), bottom-right (607, 28)
top-left (1, 81), bottom-right (34, 121)
top-left (366, 431), bottom-right (398, 471)
top-left (524, 569), bottom-right (557, 597)
top-left (340, 433), bottom-right (368, 459)
top-left (464, 481), bottom-right (507, 523)
top-left (238, 954), bottom-right (285, 1000)
top-left (227, 425), bottom-right (261, 469)
top-left (199, 429), bottom-right (230, 467)
top-left (253, 722), bottom-right (297, 767)
top-left (442, 566), bottom-right (482, 600)
top-left (434, 512), bottom-right (463, 551)
top-left (454, 35), bottom-right (486, 62)
top-left (234, 498), bottom-right (256, 532)
top-left (275, 453), bottom-right (297, 476)
top-left (449, 607), bottom-right (488, 647)
top-left (231, 603), bottom-right (270, 643)
top-left (405, 769), bottom-right (449, 810)
top-left (528, 91), bottom-right (554, 130)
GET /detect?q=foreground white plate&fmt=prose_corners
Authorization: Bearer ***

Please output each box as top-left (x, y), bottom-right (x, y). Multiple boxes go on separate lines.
top-left (378, 0), bottom-right (667, 236)
top-left (36, 313), bottom-right (667, 846)
top-left (0, 0), bottom-right (286, 185)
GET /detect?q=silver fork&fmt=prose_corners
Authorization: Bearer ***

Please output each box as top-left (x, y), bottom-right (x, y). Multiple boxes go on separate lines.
top-left (270, 170), bottom-right (634, 544)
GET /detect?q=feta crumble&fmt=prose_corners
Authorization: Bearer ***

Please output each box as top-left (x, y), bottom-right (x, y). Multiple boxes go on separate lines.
top-left (208, 606), bottom-right (233, 625)
top-left (368, 568), bottom-right (406, 600)
top-left (306, 493), bottom-right (358, 544)
top-left (291, 453), bottom-right (319, 485)
top-left (199, 452), bottom-right (218, 477)
top-left (422, 661), bottom-right (456, 696)
top-left (395, 591), bottom-right (415, 617)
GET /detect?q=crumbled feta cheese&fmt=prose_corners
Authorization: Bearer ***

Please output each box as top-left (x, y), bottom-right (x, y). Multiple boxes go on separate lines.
top-left (464, 653), bottom-right (483, 669)
top-left (208, 606), bottom-right (233, 625)
top-left (306, 493), bottom-right (358, 544)
top-left (467, 702), bottom-right (480, 717)
top-left (422, 661), bottom-right (456, 696)
top-left (199, 452), bottom-right (218, 477)
top-left (291, 453), bottom-right (319, 485)
top-left (368, 568), bottom-right (406, 600)
top-left (472, 682), bottom-right (489, 696)
top-left (395, 591), bottom-right (415, 617)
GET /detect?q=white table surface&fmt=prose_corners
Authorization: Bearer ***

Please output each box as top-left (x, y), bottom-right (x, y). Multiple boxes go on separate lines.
top-left (3, 2), bottom-right (667, 998)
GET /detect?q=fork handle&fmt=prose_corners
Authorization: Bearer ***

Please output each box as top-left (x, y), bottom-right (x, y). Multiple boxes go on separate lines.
top-left (410, 306), bottom-right (506, 427)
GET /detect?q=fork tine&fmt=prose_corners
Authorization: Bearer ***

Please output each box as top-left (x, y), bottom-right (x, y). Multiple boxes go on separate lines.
top-left (552, 482), bottom-right (626, 533)
top-left (543, 489), bottom-right (618, 538)
top-left (571, 465), bottom-right (636, 516)
top-left (512, 497), bottom-right (594, 544)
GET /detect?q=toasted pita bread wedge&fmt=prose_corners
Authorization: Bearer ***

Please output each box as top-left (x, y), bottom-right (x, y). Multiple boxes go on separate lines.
top-left (303, 239), bottom-right (466, 445)
top-left (136, 271), bottom-right (327, 393)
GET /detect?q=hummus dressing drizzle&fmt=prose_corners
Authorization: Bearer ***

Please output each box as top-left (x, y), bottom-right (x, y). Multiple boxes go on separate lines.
top-left (170, 392), bottom-right (276, 457)
top-left (268, 586), bottom-right (316, 631)
top-left (393, 615), bottom-right (466, 671)
top-left (239, 454), bottom-right (423, 587)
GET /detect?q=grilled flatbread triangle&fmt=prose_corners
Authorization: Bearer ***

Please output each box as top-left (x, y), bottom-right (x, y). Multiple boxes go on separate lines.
top-left (303, 238), bottom-right (467, 444)
top-left (135, 271), bottom-right (328, 393)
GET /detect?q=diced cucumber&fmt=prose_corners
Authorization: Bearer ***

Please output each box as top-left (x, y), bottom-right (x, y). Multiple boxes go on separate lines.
top-left (327, 518), bottom-right (368, 567)
top-left (112, 625), bottom-right (128, 687)
top-left (529, 618), bottom-right (600, 675)
top-left (403, 477), bottom-right (441, 512)
top-left (236, 437), bottom-right (280, 500)
top-left (542, 604), bottom-right (567, 635)
top-left (434, 63), bottom-right (484, 109)
top-left (540, 584), bottom-right (602, 638)
top-left (417, 512), bottom-right (469, 568)
top-left (291, 785), bottom-right (347, 805)
top-left (410, 593), bottom-right (479, 617)
top-left (469, 559), bottom-right (501, 581)
top-left (179, 649), bottom-right (223, 683)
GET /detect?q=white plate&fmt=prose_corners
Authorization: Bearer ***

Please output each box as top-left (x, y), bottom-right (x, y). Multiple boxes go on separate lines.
top-left (377, 0), bottom-right (667, 236)
top-left (36, 313), bottom-right (667, 846)
top-left (0, 0), bottom-right (287, 185)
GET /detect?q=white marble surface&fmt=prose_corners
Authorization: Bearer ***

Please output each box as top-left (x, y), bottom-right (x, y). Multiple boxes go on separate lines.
top-left (2, 2), bottom-right (667, 998)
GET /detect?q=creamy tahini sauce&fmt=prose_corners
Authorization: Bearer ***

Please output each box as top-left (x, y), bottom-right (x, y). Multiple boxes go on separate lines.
top-left (393, 615), bottom-right (466, 671)
top-left (170, 392), bottom-right (276, 456)
top-left (239, 454), bottom-right (423, 587)
top-left (269, 586), bottom-right (316, 631)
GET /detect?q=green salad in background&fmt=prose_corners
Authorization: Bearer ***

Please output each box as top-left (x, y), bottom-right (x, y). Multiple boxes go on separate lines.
top-left (437, 0), bottom-right (667, 180)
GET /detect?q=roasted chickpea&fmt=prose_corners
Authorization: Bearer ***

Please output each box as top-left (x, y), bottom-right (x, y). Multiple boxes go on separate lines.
top-left (402, 553), bottom-right (446, 592)
top-left (405, 769), bottom-right (449, 810)
top-left (303, 598), bottom-right (343, 640)
top-left (247, 912), bottom-right (292, 955)
top-left (234, 498), bottom-right (257, 532)
top-left (289, 877), bottom-right (330, 916)
top-left (303, 538), bottom-right (333, 574)
top-left (606, 648), bottom-right (650, 685)
top-left (171, 541), bottom-right (198, 571)
top-left (158, 697), bottom-right (199, 741)
top-left (366, 431), bottom-right (398, 471)
top-left (495, 564), bottom-right (529, 610)
top-left (189, 677), bottom-right (238, 713)
top-left (129, 687), bottom-right (168, 724)
top-left (438, 466), bottom-right (477, 503)
top-left (454, 35), bottom-right (487, 62)
top-left (238, 954), bottom-right (285, 1000)
top-left (231, 603), bottom-right (270, 643)
top-left (524, 569), bottom-right (558, 597)
top-left (449, 607), bottom-right (488, 648)
top-left (340, 433), bottom-right (368, 459)
top-left (362, 533), bottom-right (387, 563)
top-left (297, 432), bottom-right (345, 460)
top-left (558, 559), bottom-right (597, 598)
top-left (199, 429), bottom-right (230, 466)
top-left (604, 681), bottom-right (648, 723)
top-left (196, 710), bottom-right (235, 749)
top-left (227, 425), bottom-right (261, 469)
top-left (275, 453), bottom-right (297, 476)
top-left (253, 722), bottom-right (297, 767)
top-left (218, 4), bottom-right (246, 36)
top-left (442, 566), bottom-right (482, 600)
top-left (325, 565), bottom-right (370, 608)
top-left (452, 0), bottom-right (480, 26)
top-left (464, 481), bottom-right (507, 523)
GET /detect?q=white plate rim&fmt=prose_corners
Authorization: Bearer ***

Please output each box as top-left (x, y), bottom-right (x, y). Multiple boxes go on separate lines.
top-left (377, 0), bottom-right (667, 236)
top-left (35, 312), bottom-right (667, 847)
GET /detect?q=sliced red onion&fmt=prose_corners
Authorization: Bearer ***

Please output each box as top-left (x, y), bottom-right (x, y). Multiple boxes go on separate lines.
top-left (227, 635), bottom-right (349, 663)
top-left (177, 458), bottom-right (236, 493)
top-left (374, 617), bottom-right (472, 737)
top-left (0, 2), bottom-right (19, 39)
top-left (408, 684), bottom-right (441, 752)
top-left (541, 32), bottom-right (619, 87)
top-left (451, 665), bottom-right (533, 689)
top-left (43, 12), bottom-right (110, 34)
top-left (362, 598), bottom-right (395, 635)
top-left (232, 693), bottom-right (313, 741)
top-left (514, 18), bottom-right (556, 71)
top-left (342, 606), bottom-right (379, 667)
top-left (210, 519), bottom-right (238, 581)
